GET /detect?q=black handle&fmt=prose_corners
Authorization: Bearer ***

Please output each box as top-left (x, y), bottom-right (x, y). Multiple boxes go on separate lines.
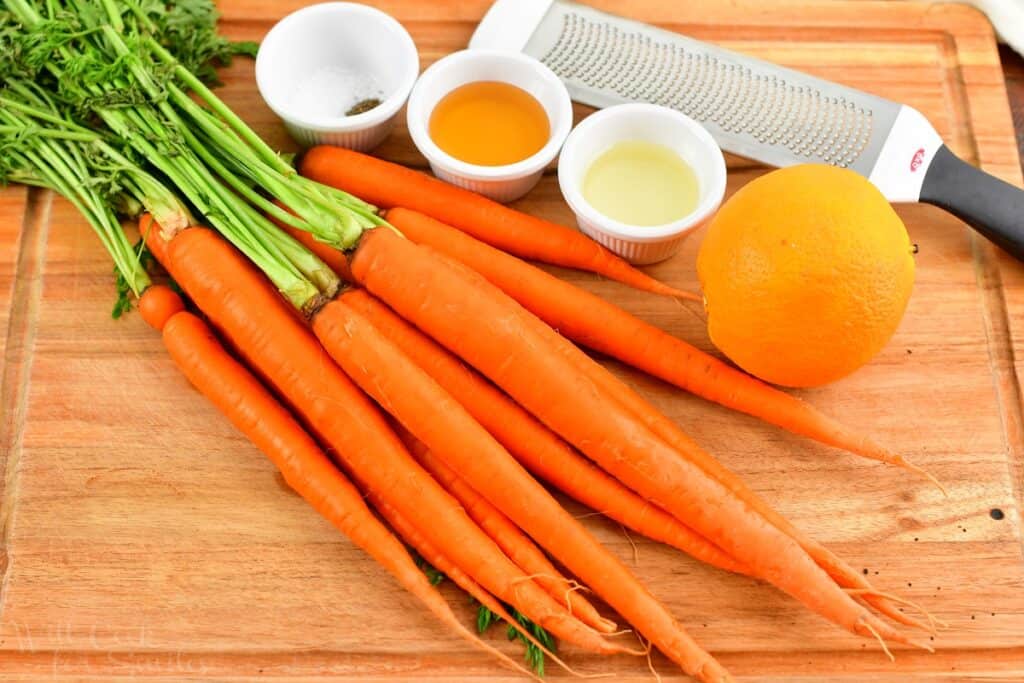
top-left (919, 144), bottom-right (1024, 258)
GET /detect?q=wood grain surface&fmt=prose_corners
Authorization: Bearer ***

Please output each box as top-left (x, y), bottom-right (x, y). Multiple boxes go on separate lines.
top-left (1, 1), bottom-right (1023, 680)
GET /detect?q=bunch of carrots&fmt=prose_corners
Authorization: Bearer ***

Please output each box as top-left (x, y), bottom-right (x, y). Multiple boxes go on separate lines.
top-left (0, 1), bottom-right (943, 680)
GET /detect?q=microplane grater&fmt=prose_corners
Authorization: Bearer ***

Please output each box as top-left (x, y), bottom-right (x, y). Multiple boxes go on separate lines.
top-left (470, 0), bottom-right (1024, 261)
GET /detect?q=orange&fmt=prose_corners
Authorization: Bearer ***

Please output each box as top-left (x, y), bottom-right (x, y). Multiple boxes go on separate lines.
top-left (696, 164), bottom-right (914, 388)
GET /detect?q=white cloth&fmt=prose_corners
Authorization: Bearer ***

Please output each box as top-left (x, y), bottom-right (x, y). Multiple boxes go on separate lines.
top-left (936, 0), bottom-right (1024, 57)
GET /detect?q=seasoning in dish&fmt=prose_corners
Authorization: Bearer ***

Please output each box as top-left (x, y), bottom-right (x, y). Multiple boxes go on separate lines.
top-left (582, 140), bottom-right (699, 227)
top-left (290, 65), bottom-right (384, 119)
top-left (429, 81), bottom-right (550, 166)
top-left (346, 98), bottom-right (382, 116)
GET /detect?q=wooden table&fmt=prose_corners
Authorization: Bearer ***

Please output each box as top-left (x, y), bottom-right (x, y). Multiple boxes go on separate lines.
top-left (2, 1), bottom-right (1024, 681)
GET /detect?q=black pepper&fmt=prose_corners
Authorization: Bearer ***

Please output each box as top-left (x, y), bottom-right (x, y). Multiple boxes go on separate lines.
top-left (346, 98), bottom-right (382, 116)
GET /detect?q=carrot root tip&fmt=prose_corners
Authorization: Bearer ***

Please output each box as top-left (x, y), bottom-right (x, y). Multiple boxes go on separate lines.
top-left (642, 636), bottom-right (664, 683)
top-left (599, 629), bottom-right (651, 657)
top-left (858, 614), bottom-right (937, 658)
top-left (894, 455), bottom-right (946, 496)
top-left (907, 637), bottom-right (937, 654)
top-left (860, 620), bottom-right (895, 662)
top-left (619, 523), bottom-right (640, 565)
top-left (672, 289), bottom-right (703, 303)
top-left (844, 588), bottom-right (939, 634)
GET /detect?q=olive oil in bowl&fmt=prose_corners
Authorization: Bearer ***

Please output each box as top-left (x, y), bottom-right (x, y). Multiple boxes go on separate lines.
top-left (557, 103), bottom-right (727, 263)
top-left (582, 141), bottom-right (699, 226)
top-left (429, 81), bottom-right (551, 167)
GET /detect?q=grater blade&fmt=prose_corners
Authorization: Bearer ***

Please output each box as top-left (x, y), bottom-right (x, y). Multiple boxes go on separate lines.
top-left (470, 0), bottom-right (942, 203)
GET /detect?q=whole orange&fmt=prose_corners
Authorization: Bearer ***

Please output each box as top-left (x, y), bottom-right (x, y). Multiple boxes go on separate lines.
top-left (696, 165), bottom-right (915, 388)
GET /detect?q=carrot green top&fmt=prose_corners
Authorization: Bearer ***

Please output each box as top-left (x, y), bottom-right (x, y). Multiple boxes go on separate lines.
top-left (1, 0), bottom-right (395, 315)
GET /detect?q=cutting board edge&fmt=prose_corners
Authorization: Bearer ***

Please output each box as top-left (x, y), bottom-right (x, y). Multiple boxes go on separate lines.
top-left (2, 2), bottom-right (1024, 679)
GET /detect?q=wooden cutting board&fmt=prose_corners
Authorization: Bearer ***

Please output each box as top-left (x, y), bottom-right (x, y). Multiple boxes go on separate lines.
top-left (1, 1), bottom-right (1022, 680)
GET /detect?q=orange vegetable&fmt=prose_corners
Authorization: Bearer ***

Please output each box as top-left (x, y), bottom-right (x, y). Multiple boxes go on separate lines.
top-left (138, 284), bottom-right (184, 331)
top-left (396, 428), bottom-right (616, 634)
top-left (349, 226), bottom-right (925, 654)
top-left (381, 208), bottom-right (931, 629)
top-left (567, 355), bottom-right (933, 631)
top-left (299, 146), bottom-right (697, 300)
top-left (367, 490), bottom-right (562, 678)
top-left (385, 208), bottom-right (927, 478)
top-left (268, 209), bottom-right (917, 630)
top-left (339, 287), bottom-right (747, 576)
top-left (485, 264), bottom-right (932, 632)
top-left (157, 307), bottom-right (525, 675)
top-left (271, 213), bottom-right (916, 629)
top-left (147, 224), bottom-right (622, 656)
top-left (325, 231), bottom-right (736, 681)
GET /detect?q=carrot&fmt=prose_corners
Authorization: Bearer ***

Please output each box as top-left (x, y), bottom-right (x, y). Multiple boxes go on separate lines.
top-left (348, 226), bottom-right (926, 654)
top-left (309, 281), bottom-right (733, 683)
top-left (339, 288), bottom-right (748, 577)
top-left (382, 209), bottom-right (933, 631)
top-left (277, 217), bottom-right (917, 631)
top-left (155, 307), bottom-right (527, 676)
top-left (271, 208), bottom-right (747, 578)
top-left (556, 350), bottom-right (935, 632)
top-left (139, 284), bottom-right (184, 331)
top-left (385, 207), bottom-right (933, 481)
top-left (147, 224), bottom-right (624, 657)
top-left (500, 286), bottom-right (935, 632)
top-left (271, 211), bottom-right (917, 629)
top-left (299, 146), bottom-right (696, 300)
top-left (395, 427), bottom-right (617, 634)
top-left (367, 490), bottom-right (567, 679)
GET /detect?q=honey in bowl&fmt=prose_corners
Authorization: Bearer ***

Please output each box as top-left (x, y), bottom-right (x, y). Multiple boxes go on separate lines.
top-left (429, 81), bottom-right (550, 166)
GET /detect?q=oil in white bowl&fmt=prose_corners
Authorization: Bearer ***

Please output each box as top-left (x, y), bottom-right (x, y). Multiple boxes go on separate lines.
top-left (582, 141), bottom-right (699, 227)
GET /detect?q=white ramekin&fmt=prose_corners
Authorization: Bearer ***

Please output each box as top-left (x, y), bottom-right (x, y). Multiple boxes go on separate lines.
top-left (558, 104), bottom-right (727, 264)
top-left (255, 3), bottom-right (419, 152)
top-left (406, 50), bottom-right (572, 203)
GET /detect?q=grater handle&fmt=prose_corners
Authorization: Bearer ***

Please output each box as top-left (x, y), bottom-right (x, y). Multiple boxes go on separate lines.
top-left (920, 145), bottom-right (1024, 259)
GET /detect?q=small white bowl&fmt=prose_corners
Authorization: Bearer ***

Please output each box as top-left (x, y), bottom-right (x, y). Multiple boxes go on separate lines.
top-left (558, 104), bottom-right (727, 264)
top-left (406, 50), bottom-right (572, 203)
top-left (255, 2), bottom-right (419, 151)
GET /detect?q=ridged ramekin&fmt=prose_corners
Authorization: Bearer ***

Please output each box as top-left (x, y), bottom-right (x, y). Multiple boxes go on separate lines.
top-left (406, 50), bottom-right (572, 203)
top-left (255, 3), bottom-right (419, 152)
top-left (558, 104), bottom-right (727, 265)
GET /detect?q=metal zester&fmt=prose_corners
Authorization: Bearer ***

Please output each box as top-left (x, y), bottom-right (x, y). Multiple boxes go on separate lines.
top-left (470, 0), bottom-right (1024, 260)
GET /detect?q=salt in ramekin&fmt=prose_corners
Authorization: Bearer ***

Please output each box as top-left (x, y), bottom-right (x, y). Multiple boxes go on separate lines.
top-left (255, 2), bottom-right (419, 152)
top-left (406, 50), bottom-right (572, 203)
top-left (558, 103), bottom-right (727, 264)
